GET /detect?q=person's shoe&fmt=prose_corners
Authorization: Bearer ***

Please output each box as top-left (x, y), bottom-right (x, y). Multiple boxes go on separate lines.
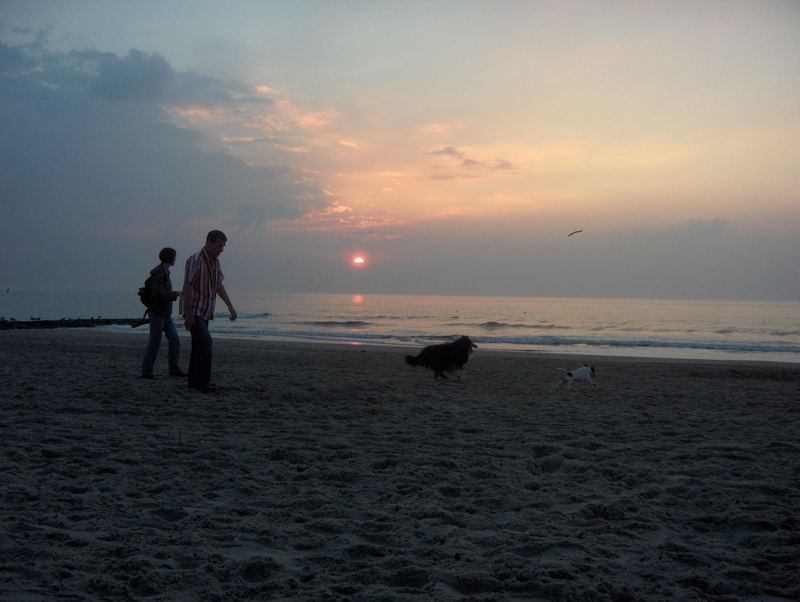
top-left (169, 370), bottom-right (188, 377)
top-left (140, 374), bottom-right (155, 380)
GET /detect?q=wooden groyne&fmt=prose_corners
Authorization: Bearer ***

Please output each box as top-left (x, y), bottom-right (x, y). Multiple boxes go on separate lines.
top-left (0, 318), bottom-right (149, 330)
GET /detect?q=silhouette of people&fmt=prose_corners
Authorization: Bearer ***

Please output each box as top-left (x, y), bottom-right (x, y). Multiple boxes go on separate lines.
top-left (181, 230), bottom-right (237, 392)
top-left (141, 247), bottom-right (185, 379)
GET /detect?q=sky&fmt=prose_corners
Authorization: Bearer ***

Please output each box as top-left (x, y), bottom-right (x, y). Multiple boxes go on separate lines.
top-left (1, 0), bottom-right (798, 300)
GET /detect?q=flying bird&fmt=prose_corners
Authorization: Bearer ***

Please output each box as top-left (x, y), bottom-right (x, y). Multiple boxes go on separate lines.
top-left (567, 229), bottom-right (583, 237)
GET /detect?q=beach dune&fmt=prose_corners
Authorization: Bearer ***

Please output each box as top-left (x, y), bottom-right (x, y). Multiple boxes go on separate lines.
top-left (1, 330), bottom-right (798, 600)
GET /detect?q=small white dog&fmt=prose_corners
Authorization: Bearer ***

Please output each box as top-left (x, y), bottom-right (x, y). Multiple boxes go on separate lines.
top-left (558, 365), bottom-right (596, 388)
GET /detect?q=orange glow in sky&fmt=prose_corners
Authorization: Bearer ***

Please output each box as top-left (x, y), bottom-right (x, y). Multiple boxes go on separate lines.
top-left (5, 3), bottom-right (799, 301)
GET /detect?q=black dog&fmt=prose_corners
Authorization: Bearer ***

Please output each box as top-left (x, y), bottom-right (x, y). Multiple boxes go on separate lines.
top-left (406, 335), bottom-right (478, 379)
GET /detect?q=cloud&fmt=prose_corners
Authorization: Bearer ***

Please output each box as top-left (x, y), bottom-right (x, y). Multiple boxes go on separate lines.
top-left (427, 145), bottom-right (518, 177)
top-left (426, 173), bottom-right (482, 181)
top-left (338, 139), bottom-right (360, 149)
top-left (0, 38), bottom-right (328, 289)
top-left (90, 49), bottom-right (175, 101)
top-left (0, 41), bottom-right (31, 73)
top-left (265, 201), bottom-right (405, 234)
top-left (429, 146), bottom-right (462, 159)
top-left (73, 47), bottom-right (259, 108)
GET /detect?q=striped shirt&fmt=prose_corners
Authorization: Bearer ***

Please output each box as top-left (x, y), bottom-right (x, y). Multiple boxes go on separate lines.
top-left (180, 248), bottom-right (224, 320)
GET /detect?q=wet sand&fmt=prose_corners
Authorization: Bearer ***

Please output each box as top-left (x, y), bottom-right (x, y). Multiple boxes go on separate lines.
top-left (1, 330), bottom-right (798, 600)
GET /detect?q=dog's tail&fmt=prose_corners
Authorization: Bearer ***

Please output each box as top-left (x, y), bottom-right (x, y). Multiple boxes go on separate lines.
top-left (406, 354), bottom-right (419, 366)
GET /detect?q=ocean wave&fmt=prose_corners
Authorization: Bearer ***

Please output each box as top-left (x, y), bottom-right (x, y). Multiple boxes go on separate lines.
top-left (236, 312), bottom-right (271, 319)
top-left (478, 321), bottom-right (565, 330)
top-left (471, 334), bottom-right (800, 354)
top-left (442, 321), bottom-right (566, 330)
top-left (237, 328), bottom-right (425, 344)
top-left (207, 324), bottom-right (800, 356)
top-left (366, 314), bottom-right (436, 321)
top-left (295, 320), bottom-right (372, 328)
top-left (708, 327), bottom-right (800, 337)
top-left (771, 329), bottom-right (800, 337)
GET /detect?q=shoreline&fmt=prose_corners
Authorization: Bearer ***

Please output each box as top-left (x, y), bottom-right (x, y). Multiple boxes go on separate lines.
top-left (50, 326), bottom-right (800, 368)
top-left (2, 329), bottom-right (798, 599)
top-left (212, 332), bottom-right (800, 368)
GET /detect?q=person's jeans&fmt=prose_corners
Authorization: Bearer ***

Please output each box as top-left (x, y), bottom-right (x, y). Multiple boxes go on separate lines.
top-left (141, 314), bottom-right (180, 377)
top-left (188, 316), bottom-right (213, 388)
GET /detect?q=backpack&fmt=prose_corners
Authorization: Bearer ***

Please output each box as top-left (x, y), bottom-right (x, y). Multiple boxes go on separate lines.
top-left (138, 275), bottom-right (155, 312)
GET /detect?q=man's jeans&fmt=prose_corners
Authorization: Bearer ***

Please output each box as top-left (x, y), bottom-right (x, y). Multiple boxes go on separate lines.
top-left (188, 316), bottom-right (213, 388)
top-left (141, 314), bottom-right (180, 377)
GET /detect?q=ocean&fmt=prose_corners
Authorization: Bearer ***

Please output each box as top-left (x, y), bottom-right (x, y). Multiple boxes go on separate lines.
top-left (2, 290), bottom-right (799, 363)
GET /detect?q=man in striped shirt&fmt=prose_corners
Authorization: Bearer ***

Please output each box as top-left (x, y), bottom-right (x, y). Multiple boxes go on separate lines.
top-left (181, 230), bottom-right (238, 392)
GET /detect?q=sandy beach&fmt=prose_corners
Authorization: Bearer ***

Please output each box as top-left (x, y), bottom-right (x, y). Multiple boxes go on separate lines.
top-left (1, 329), bottom-right (798, 601)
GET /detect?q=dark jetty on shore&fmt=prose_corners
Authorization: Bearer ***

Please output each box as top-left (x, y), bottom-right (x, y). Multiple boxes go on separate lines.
top-left (0, 318), bottom-right (148, 330)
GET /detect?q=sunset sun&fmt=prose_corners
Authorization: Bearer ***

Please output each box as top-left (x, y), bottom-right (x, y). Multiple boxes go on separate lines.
top-left (352, 256), bottom-right (366, 267)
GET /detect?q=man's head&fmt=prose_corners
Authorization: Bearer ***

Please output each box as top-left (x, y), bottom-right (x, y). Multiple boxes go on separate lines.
top-left (159, 247), bottom-right (177, 265)
top-left (204, 230), bottom-right (228, 258)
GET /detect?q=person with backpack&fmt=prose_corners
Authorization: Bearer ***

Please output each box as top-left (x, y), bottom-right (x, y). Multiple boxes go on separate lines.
top-left (140, 247), bottom-right (186, 379)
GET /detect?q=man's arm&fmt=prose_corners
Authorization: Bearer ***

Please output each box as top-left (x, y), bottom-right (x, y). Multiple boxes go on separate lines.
top-left (217, 283), bottom-right (237, 321)
top-left (182, 278), bottom-right (194, 330)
